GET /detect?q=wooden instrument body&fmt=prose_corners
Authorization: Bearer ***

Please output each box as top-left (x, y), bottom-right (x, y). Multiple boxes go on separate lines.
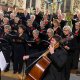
top-left (25, 56), bottom-right (51, 80)
top-left (25, 43), bottom-right (59, 80)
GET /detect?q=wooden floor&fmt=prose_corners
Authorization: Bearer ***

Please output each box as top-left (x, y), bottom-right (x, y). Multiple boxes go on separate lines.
top-left (1, 76), bottom-right (17, 80)
top-left (1, 60), bottom-right (80, 80)
top-left (1, 71), bottom-right (25, 80)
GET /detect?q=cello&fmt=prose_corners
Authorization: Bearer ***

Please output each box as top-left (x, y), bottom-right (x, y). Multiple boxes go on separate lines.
top-left (25, 42), bottom-right (59, 80)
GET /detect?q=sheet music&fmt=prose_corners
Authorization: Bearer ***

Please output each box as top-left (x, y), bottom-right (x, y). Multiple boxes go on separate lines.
top-left (0, 51), bottom-right (8, 71)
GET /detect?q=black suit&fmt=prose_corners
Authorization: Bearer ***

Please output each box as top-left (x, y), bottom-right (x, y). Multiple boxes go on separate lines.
top-left (60, 20), bottom-right (67, 29)
top-left (21, 13), bottom-right (30, 26)
top-left (35, 12), bottom-right (43, 25)
top-left (72, 15), bottom-right (79, 33)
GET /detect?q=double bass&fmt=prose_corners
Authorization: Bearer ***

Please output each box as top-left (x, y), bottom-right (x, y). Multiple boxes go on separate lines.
top-left (25, 42), bottom-right (59, 80)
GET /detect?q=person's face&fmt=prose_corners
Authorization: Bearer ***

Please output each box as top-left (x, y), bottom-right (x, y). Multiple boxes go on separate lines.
top-left (3, 18), bottom-right (9, 24)
top-left (50, 38), bottom-right (57, 45)
top-left (75, 23), bottom-right (80, 30)
top-left (47, 29), bottom-right (53, 38)
top-left (58, 14), bottom-right (62, 20)
top-left (77, 13), bottom-right (80, 18)
top-left (10, 13), bottom-right (16, 19)
top-left (14, 17), bottom-right (19, 23)
top-left (31, 16), bottom-right (35, 21)
top-left (27, 21), bottom-right (32, 27)
top-left (57, 9), bottom-right (61, 15)
top-left (18, 27), bottom-right (24, 34)
top-left (4, 27), bottom-right (9, 33)
top-left (61, 14), bottom-right (65, 20)
top-left (36, 8), bottom-right (39, 12)
top-left (63, 29), bottom-right (70, 36)
top-left (33, 32), bottom-right (39, 39)
top-left (53, 21), bottom-right (58, 27)
top-left (0, 14), bottom-right (4, 19)
top-left (43, 15), bottom-right (48, 20)
top-left (40, 22), bottom-right (45, 29)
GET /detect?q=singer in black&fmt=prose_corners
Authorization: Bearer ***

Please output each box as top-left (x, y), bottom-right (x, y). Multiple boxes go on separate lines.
top-left (0, 25), bottom-right (12, 72)
top-left (12, 25), bottom-right (29, 74)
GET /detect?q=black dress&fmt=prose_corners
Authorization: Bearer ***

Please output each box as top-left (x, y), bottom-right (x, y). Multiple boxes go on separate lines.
top-left (12, 33), bottom-right (29, 73)
top-left (0, 33), bottom-right (12, 71)
top-left (61, 34), bottom-right (78, 80)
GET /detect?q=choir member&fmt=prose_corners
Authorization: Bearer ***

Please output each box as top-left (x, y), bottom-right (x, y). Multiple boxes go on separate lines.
top-left (62, 25), bottom-right (77, 80)
top-left (21, 9), bottom-right (30, 26)
top-left (30, 15), bottom-right (39, 29)
top-left (12, 25), bottom-right (29, 74)
top-left (72, 22), bottom-right (80, 74)
top-left (52, 19), bottom-right (63, 36)
top-left (35, 8), bottom-right (43, 25)
top-left (1, 25), bottom-right (12, 72)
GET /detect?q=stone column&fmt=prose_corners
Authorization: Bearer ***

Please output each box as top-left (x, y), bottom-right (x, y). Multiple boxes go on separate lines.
top-left (35, 0), bottom-right (41, 9)
top-left (53, 0), bottom-right (57, 13)
top-left (73, 0), bottom-right (80, 12)
top-left (41, 0), bottom-right (45, 13)
top-left (63, 0), bottom-right (66, 12)
top-left (70, 0), bottom-right (74, 13)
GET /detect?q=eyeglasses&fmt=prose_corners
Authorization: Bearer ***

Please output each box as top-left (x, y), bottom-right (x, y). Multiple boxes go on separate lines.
top-left (47, 32), bottom-right (51, 33)
top-left (63, 30), bottom-right (69, 31)
top-left (75, 24), bottom-right (79, 26)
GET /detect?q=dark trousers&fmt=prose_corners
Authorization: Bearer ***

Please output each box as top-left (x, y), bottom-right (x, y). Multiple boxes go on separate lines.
top-left (72, 50), bottom-right (80, 69)
top-left (2, 46), bottom-right (11, 70)
top-left (13, 52), bottom-right (23, 73)
top-left (65, 54), bottom-right (72, 80)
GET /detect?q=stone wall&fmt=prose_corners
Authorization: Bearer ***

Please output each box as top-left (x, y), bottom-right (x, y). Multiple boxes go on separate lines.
top-left (73, 0), bottom-right (80, 12)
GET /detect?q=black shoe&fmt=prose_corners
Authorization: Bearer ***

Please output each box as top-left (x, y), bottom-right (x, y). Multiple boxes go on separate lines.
top-left (4, 69), bottom-right (9, 72)
top-left (18, 71), bottom-right (22, 74)
top-left (76, 71), bottom-right (80, 76)
top-left (13, 71), bottom-right (17, 74)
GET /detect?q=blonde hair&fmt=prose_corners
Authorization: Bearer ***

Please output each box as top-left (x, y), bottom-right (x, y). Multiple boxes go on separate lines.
top-left (53, 19), bottom-right (60, 26)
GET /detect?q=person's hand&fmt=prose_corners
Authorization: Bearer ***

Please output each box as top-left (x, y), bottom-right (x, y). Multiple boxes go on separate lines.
top-left (48, 45), bottom-right (54, 54)
top-left (23, 55), bottom-right (29, 60)
top-left (64, 46), bottom-right (70, 50)
top-left (28, 44), bottom-right (32, 46)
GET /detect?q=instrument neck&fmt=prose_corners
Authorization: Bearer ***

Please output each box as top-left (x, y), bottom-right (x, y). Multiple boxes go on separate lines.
top-left (42, 42), bottom-right (60, 56)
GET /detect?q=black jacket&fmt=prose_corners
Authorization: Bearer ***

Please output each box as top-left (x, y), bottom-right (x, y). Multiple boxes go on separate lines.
top-left (43, 47), bottom-right (67, 80)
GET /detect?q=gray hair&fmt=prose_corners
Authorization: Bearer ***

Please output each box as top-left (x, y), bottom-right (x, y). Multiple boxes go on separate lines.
top-left (33, 29), bottom-right (39, 35)
top-left (0, 12), bottom-right (4, 17)
top-left (4, 25), bottom-right (11, 31)
top-left (47, 28), bottom-right (54, 35)
top-left (30, 15), bottom-right (35, 19)
top-left (63, 25), bottom-right (72, 32)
